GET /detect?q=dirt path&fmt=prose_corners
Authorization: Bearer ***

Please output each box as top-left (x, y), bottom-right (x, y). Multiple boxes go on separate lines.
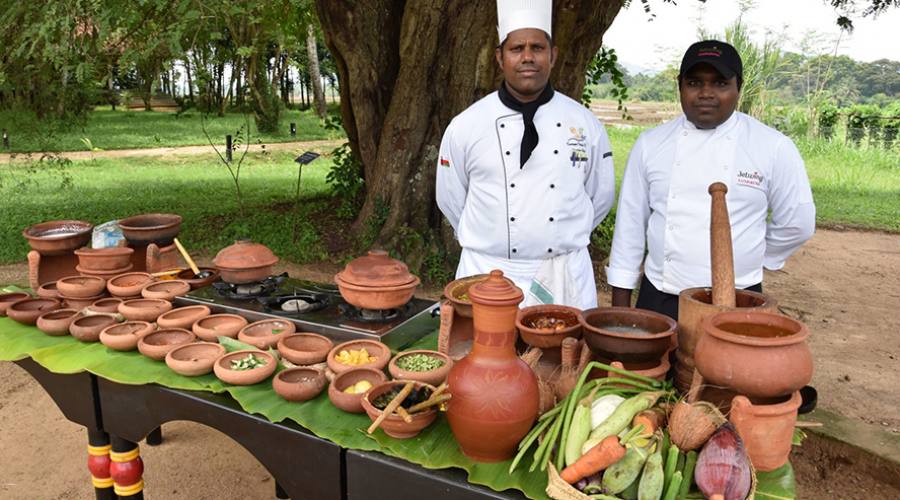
top-left (0, 139), bottom-right (344, 162)
top-left (0, 228), bottom-right (898, 498)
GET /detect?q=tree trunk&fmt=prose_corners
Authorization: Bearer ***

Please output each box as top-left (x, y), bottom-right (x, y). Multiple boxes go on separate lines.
top-left (306, 24), bottom-right (328, 118)
top-left (315, 0), bottom-right (623, 264)
top-left (185, 58), bottom-right (195, 103)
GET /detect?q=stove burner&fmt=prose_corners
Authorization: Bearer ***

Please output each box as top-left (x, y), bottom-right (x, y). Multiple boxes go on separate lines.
top-left (258, 292), bottom-right (330, 315)
top-left (339, 303), bottom-right (406, 323)
top-left (212, 273), bottom-right (288, 299)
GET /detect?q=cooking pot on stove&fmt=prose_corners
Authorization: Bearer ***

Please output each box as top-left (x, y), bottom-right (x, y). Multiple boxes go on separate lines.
top-left (213, 240), bottom-right (279, 284)
top-left (334, 250), bottom-right (420, 310)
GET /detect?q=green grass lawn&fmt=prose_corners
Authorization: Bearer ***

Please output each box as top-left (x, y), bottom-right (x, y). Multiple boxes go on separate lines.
top-left (0, 108), bottom-right (342, 153)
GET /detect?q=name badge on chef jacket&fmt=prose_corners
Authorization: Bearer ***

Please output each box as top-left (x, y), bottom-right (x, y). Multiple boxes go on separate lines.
top-left (566, 127), bottom-right (588, 168)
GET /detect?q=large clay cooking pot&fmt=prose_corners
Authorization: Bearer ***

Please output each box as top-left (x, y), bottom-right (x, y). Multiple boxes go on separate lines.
top-left (695, 311), bottom-right (812, 399)
top-left (445, 269), bottom-right (539, 463)
top-left (213, 240), bottom-right (279, 284)
top-left (22, 220), bottom-right (93, 256)
top-left (333, 250), bottom-right (420, 310)
top-left (580, 307), bottom-right (677, 366)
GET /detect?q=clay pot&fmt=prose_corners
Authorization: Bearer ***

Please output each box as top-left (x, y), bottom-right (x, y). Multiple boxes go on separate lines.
top-left (141, 280), bottom-right (191, 301)
top-left (22, 220), bottom-right (93, 256)
top-left (237, 319), bottom-right (296, 350)
top-left (213, 349), bottom-right (277, 385)
top-left (118, 298), bottom-right (173, 322)
top-left (36, 309), bottom-right (80, 336)
top-left (88, 297), bottom-right (124, 314)
top-left (36, 282), bottom-right (60, 299)
top-left (69, 314), bottom-right (118, 342)
top-left (326, 339), bottom-right (391, 375)
top-left (192, 314), bottom-right (248, 342)
top-left (6, 297), bottom-right (61, 325)
top-left (75, 247), bottom-right (134, 271)
top-left (361, 380), bottom-right (439, 439)
top-left (213, 240), bottom-right (279, 284)
top-left (0, 292), bottom-right (31, 316)
top-left (580, 307), bottom-right (677, 366)
top-left (118, 213), bottom-right (182, 246)
top-left (516, 305), bottom-right (583, 349)
top-left (156, 305), bottom-right (211, 330)
top-left (165, 342), bottom-right (226, 377)
top-left (61, 293), bottom-right (108, 310)
top-left (334, 250), bottom-right (420, 310)
top-left (137, 328), bottom-right (196, 361)
top-left (99, 321), bottom-right (155, 351)
top-left (446, 269), bottom-right (539, 463)
top-left (328, 367), bottom-right (389, 413)
top-left (56, 275), bottom-right (107, 298)
top-left (176, 267), bottom-right (220, 289)
top-left (388, 350), bottom-right (453, 386)
top-left (730, 391), bottom-right (802, 471)
top-left (590, 357), bottom-right (671, 384)
top-left (442, 274), bottom-right (490, 319)
top-left (695, 311), bottom-right (812, 399)
top-left (77, 264), bottom-right (135, 279)
top-left (277, 333), bottom-right (334, 365)
top-left (107, 272), bottom-right (154, 298)
top-left (273, 367), bottom-right (327, 402)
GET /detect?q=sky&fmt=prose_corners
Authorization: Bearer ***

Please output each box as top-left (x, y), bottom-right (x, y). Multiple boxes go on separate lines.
top-left (602, 0), bottom-right (900, 73)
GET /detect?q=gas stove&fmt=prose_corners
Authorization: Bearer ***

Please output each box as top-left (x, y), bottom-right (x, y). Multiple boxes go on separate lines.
top-left (174, 276), bottom-right (440, 350)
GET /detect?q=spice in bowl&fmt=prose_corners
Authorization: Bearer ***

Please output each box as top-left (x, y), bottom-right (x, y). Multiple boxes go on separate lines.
top-left (526, 315), bottom-right (573, 331)
top-left (396, 353), bottom-right (444, 372)
top-left (230, 354), bottom-right (267, 371)
top-left (343, 380), bottom-right (373, 394)
top-left (335, 348), bottom-right (377, 366)
top-left (372, 385), bottom-right (433, 410)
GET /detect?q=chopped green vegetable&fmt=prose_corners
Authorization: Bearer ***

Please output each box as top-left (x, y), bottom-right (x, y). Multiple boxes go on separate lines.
top-left (230, 354), bottom-right (266, 371)
top-left (396, 353), bottom-right (444, 372)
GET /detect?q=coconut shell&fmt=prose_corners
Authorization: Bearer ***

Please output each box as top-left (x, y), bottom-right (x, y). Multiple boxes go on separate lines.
top-left (668, 400), bottom-right (727, 451)
top-left (520, 347), bottom-right (557, 414)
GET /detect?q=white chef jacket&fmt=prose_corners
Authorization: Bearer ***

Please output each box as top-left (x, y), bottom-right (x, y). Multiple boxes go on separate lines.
top-left (606, 112), bottom-right (816, 295)
top-left (436, 91), bottom-right (616, 309)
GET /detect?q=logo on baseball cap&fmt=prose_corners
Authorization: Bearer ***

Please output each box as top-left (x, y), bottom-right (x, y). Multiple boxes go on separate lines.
top-left (680, 40), bottom-right (743, 81)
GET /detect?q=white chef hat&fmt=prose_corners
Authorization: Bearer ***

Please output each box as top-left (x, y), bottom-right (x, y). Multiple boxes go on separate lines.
top-left (497, 0), bottom-right (552, 43)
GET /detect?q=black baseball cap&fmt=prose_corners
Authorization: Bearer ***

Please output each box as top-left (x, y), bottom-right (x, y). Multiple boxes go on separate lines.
top-left (679, 40), bottom-right (743, 81)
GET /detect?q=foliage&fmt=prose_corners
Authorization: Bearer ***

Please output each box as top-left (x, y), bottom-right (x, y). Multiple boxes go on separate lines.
top-left (583, 48), bottom-right (630, 118)
top-left (817, 103), bottom-right (840, 139)
top-left (325, 143), bottom-right (364, 219)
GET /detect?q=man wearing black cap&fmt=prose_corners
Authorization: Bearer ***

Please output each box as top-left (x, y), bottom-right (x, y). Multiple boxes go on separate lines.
top-left (605, 40), bottom-right (816, 319)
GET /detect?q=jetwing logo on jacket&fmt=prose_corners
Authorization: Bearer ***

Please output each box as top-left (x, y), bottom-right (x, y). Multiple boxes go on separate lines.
top-left (736, 170), bottom-right (764, 188)
top-left (567, 127), bottom-right (588, 168)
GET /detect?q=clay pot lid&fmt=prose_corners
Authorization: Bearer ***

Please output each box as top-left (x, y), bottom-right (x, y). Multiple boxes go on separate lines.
top-left (468, 269), bottom-right (523, 307)
top-left (213, 240), bottom-right (279, 270)
top-left (336, 250), bottom-right (416, 287)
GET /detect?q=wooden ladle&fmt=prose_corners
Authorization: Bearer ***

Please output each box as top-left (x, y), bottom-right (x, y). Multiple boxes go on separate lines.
top-left (173, 237), bottom-right (204, 277)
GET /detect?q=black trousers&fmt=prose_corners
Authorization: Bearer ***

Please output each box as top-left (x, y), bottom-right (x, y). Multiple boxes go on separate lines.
top-left (635, 275), bottom-right (762, 321)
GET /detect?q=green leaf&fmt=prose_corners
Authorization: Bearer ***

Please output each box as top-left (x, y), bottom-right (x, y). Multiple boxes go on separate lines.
top-left (755, 463), bottom-right (797, 499)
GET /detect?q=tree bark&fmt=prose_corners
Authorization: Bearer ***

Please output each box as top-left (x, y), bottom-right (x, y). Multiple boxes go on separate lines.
top-left (185, 58), bottom-right (194, 103)
top-left (315, 0), bottom-right (623, 265)
top-left (306, 23), bottom-right (328, 118)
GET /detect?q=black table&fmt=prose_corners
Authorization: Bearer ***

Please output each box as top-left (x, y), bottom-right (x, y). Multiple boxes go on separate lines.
top-left (14, 359), bottom-right (529, 500)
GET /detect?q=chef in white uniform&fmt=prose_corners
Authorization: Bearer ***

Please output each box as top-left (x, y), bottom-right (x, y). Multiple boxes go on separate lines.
top-left (435, 0), bottom-right (616, 310)
top-left (606, 40), bottom-right (816, 319)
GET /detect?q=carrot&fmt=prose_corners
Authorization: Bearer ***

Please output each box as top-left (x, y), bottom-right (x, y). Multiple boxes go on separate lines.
top-left (559, 435), bottom-right (626, 484)
top-left (632, 410), bottom-right (662, 437)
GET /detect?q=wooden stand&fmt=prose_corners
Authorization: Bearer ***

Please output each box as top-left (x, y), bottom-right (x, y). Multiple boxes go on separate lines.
top-left (131, 243), bottom-right (181, 273)
top-left (27, 250), bottom-right (78, 291)
top-left (437, 301), bottom-right (474, 361)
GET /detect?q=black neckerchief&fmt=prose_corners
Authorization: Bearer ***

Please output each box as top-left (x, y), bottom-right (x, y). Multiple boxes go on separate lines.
top-left (498, 81), bottom-right (555, 168)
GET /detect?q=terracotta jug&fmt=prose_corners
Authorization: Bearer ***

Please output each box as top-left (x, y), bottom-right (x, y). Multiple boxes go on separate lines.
top-left (446, 270), bottom-right (539, 462)
top-left (730, 392), bottom-right (801, 471)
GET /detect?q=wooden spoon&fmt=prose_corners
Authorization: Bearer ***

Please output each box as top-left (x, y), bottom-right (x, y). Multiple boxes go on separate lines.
top-left (173, 237), bottom-right (201, 277)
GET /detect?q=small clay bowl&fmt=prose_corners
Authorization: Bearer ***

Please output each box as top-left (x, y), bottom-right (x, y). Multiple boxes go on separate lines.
top-left (388, 350), bottom-right (453, 386)
top-left (137, 328), bottom-right (196, 361)
top-left (118, 298), bottom-right (173, 322)
top-left (36, 309), bottom-right (80, 336)
top-left (442, 274), bottom-right (490, 319)
top-left (69, 314), bottom-right (118, 342)
top-left (277, 333), bottom-right (334, 365)
top-left (326, 339), bottom-right (391, 375)
top-left (141, 280), bottom-right (191, 301)
top-left (99, 321), bottom-right (155, 351)
top-left (75, 247), bottom-right (135, 271)
top-left (213, 349), bottom-right (277, 385)
top-left (87, 297), bottom-right (124, 314)
top-left (6, 297), bottom-right (61, 325)
top-left (328, 367), bottom-right (389, 413)
top-left (237, 319), bottom-right (296, 350)
top-left (192, 314), bottom-right (248, 342)
top-left (273, 367), bottom-right (327, 402)
top-left (0, 292), bottom-right (31, 316)
top-left (361, 380), bottom-right (439, 439)
top-left (56, 275), bottom-right (107, 299)
top-left (107, 272), bottom-right (154, 298)
top-left (176, 267), bottom-right (220, 289)
top-left (36, 282), bottom-right (60, 299)
top-left (156, 305), bottom-right (211, 330)
top-left (165, 342), bottom-right (226, 377)
top-left (61, 293), bottom-right (108, 310)
top-left (516, 304), bottom-right (583, 349)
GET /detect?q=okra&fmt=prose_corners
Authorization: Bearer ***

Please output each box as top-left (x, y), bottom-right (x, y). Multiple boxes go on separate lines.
top-left (662, 444), bottom-right (680, 497)
top-left (677, 451), bottom-right (698, 499)
top-left (662, 471), bottom-right (682, 500)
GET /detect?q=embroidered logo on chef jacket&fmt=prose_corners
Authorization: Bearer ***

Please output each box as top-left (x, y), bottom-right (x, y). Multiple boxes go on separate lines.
top-left (736, 170), bottom-right (764, 188)
top-left (439, 157), bottom-right (450, 168)
top-left (567, 127), bottom-right (588, 168)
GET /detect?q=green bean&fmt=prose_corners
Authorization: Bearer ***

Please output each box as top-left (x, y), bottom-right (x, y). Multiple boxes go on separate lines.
top-left (662, 472), bottom-right (682, 500)
top-left (677, 451), bottom-right (698, 499)
top-left (662, 446), bottom-right (680, 498)
top-left (539, 411), bottom-right (565, 471)
top-left (530, 410), bottom-right (563, 472)
top-left (509, 416), bottom-right (554, 473)
top-left (590, 361), bottom-right (663, 386)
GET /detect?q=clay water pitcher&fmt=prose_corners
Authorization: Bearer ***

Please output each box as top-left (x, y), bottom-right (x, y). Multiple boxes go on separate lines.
top-left (446, 270), bottom-right (539, 462)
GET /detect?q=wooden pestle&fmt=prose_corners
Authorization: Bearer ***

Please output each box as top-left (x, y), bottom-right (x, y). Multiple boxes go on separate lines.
top-left (708, 182), bottom-right (736, 308)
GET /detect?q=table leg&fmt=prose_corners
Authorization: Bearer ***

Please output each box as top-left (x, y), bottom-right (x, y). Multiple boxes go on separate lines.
top-left (145, 426), bottom-right (163, 446)
top-left (87, 429), bottom-right (115, 500)
top-left (110, 436), bottom-right (144, 499)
